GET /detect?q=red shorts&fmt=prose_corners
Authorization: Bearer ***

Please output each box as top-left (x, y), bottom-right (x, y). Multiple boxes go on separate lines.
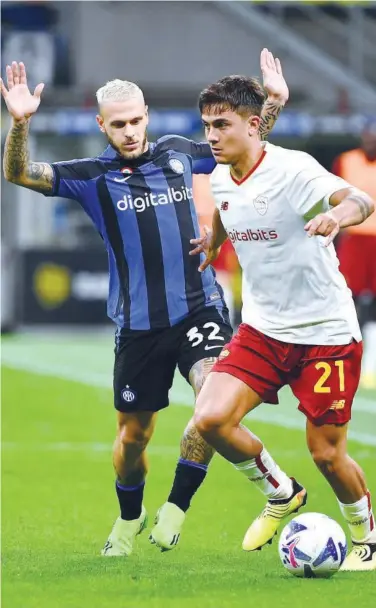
top-left (337, 233), bottom-right (376, 297)
top-left (213, 324), bottom-right (363, 426)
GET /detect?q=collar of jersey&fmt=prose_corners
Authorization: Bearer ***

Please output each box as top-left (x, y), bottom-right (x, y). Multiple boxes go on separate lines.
top-left (99, 142), bottom-right (156, 166)
top-left (230, 147), bottom-right (267, 186)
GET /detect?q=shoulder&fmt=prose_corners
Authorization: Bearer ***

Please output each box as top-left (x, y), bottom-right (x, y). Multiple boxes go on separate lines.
top-left (268, 144), bottom-right (324, 178)
top-left (266, 142), bottom-right (309, 166)
top-left (155, 134), bottom-right (193, 154)
top-left (52, 156), bottom-right (113, 181)
top-left (154, 135), bottom-right (212, 161)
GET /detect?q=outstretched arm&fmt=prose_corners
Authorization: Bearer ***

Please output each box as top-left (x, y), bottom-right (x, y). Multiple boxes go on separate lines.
top-left (304, 187), bottom-right (375, 246)
top-left (259, 48), bottom-right (289, 141)
top-left (1, 62), bottom-right (54, 193)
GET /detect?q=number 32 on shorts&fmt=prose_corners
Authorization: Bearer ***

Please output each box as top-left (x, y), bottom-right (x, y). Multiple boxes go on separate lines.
top-left (186, 322), bottom-right (225, 350)
top-left (314, 360), bottom-right (345, 393)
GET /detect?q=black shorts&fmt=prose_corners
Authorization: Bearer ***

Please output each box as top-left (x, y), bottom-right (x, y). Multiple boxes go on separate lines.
top-left (113, 306), bottom-right (232, 413)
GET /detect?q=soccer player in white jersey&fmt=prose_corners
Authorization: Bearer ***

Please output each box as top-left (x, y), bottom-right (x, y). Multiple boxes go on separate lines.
top-left (191, 70), bottom-right (376, 571)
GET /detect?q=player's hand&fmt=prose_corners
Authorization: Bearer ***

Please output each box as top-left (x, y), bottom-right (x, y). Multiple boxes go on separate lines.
top-left (190, 225), bottom-right (213, 256)
top-left (189, 225), bottom-right (218, 272)
top-left (0, 62), bottom-right (44, 121)
top-left (198, 247), bottom-right (219, 273)
top-left (260, 48), bottom-right (289, 105)
top-left (304, 212), bottom-right (340, 247)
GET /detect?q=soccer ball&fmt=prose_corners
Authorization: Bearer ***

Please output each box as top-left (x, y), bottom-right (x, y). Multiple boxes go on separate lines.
top-left (278, 512), bottom-right (347, 578)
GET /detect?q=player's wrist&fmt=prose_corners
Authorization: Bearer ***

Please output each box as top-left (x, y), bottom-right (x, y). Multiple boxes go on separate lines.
top-left (12, 116), bottom-right (31, 126)
top-left (265, 94), bottom-right (287, 106)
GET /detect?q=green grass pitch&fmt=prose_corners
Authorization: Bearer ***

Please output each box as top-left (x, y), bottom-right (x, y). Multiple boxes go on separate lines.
top-left (2, 334), bottom-right (376, 608)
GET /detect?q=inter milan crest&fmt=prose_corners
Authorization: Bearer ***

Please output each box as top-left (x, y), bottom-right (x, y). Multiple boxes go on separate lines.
top-left (253, 194), bottom-right (268, 216)
top-left (121, 385), bottom-right (137, 403)
top-left (169, 158), bottom-right (185, 174)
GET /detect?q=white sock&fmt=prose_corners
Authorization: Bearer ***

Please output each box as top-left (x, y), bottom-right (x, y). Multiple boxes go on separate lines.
top-left (234, 447), bottom-right (293, 500)
top-left (362, 322), bottom-right (376, 375)
top-left (339, 491), bottom-right (376, 543)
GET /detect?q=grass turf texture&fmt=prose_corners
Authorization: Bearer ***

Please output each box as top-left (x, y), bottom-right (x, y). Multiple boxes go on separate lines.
top-left (2, 362), bottom-right (376, 608)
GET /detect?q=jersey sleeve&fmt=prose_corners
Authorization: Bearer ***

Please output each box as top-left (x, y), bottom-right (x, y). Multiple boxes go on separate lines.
top-left (287, 153), bottom-right (350, 217)
top-left (45, 158), bottom-right (100, 200)
top-left (45, 158), bottom-right (106, 231)
top-left (189, 141), bottom-right (216, 174)
top-left (156, 135), bottom-right (216, 174)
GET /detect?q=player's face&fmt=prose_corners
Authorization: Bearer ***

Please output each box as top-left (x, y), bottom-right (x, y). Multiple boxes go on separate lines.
top-left (96, 99), bottom-right (149, 159)
top-left (201, 109), bottom-right (259, 164)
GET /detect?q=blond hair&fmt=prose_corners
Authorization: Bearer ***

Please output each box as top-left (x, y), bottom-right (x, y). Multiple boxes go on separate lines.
top-left (95, 79), bottom-right (145, 104)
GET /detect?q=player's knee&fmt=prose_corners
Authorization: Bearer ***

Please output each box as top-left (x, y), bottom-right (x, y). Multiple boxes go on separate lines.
top-left (194, 407), bottom-right (229, 439)
top-left (310, 444), bottom-right (342, 475)
top-left (117, 424), bottom-right (152, 452)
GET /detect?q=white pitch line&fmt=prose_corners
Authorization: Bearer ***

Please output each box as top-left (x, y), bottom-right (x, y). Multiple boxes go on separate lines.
top-left (2, 355), bottom-right (376, 447)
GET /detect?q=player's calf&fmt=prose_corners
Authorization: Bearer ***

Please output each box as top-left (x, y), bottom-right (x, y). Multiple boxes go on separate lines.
top-left (307, 421), bottom-right (376, 570)
top-left (150, 422), bottom-right (213, 551)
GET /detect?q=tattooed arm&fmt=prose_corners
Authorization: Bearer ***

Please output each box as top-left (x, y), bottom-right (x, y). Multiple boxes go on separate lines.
top-left (259, 99), bottom-right (284, 141)
top-left (259, 48), bottom-right (289, 141)
top-left (3, 119), bottom-right (54, 194)
top-left (328, 187), bottom-right (375, 227)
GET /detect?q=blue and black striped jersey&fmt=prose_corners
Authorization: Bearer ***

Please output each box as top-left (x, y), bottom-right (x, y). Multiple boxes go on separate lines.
top-left (47, 135), bottom-right (228, 329)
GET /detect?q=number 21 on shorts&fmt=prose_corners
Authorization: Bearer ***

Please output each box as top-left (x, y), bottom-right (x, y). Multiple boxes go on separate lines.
top-left (314, 360), bottom-right (345, 394)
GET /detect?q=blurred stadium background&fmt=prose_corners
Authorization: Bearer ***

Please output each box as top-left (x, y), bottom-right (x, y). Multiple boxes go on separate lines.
top-left (1, 2), bottom-right (376, 607)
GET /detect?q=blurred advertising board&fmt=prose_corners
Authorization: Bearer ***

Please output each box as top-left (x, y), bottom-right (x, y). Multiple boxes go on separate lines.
top-left (20, 249), bottom-right (110, 325)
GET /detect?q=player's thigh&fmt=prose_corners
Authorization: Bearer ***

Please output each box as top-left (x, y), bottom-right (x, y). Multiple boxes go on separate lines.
top-left (208, 323), bottom-right (285, 407)
top-left (290, 341), bottom-right (363, 426)
top-left (195, 370), bottom-right (263, 429)
top-left (114, 329), bottom-right (176, 413)
top-left (177, 307), bottom-right (232, 390)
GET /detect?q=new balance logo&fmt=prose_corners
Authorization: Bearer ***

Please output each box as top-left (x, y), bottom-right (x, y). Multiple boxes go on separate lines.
top-left (221, 201), bottom-right (229, 211)
top-left (329, 399), bottom-right (346, 410)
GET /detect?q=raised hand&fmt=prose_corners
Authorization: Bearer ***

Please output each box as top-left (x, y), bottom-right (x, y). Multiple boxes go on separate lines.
top-left (260, 48), bottom-right (289, 104)
top-left (0, 62), bottom-right (44, 121)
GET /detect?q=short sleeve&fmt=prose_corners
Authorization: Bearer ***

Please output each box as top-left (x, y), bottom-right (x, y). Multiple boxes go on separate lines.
top-left (287, 153), bottom-right (350, 217)
top-left (45, 158), bottom-right (101, 200)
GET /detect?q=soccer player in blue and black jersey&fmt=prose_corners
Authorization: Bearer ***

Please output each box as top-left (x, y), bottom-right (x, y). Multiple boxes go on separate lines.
top-left (2, 50), bottom-right (288, 556)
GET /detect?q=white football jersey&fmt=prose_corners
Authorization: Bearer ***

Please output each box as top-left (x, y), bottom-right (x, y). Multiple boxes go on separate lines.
top-left (210, 142), bottom-right (361, 345)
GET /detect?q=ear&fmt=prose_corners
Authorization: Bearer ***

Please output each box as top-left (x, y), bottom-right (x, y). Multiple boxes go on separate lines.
top-left (248, 115), bottom-right (260, 137)
top-left (96, 114), bottom-right (106, 133)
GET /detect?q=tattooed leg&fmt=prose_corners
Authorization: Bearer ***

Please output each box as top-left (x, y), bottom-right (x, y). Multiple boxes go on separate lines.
top-left (179, 357), bottom-right (218, 465)
top-left (166, 358), bottom-right (217, 509)
top-left (149, 362), bottom-right (218, 547)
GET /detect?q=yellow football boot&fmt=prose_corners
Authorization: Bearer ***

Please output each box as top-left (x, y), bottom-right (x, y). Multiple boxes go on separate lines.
top-left (243, 479), bottom-right (307, 551)
top-left (340, 543), bottom-right (376, 571)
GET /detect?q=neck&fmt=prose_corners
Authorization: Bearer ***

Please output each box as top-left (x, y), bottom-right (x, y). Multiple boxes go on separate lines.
top-left (230, 140), bottom-right (265, 181)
